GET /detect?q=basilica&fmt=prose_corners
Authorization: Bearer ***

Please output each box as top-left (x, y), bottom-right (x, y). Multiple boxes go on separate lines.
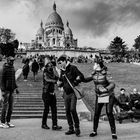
top-left (34, 2), bottom-right (77, 49)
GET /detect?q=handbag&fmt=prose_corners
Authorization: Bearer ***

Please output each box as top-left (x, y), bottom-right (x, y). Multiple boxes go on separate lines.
top-left (98, 95), bottom-right (109, 103)
top-left (64, 74), bottom-right (84, 100)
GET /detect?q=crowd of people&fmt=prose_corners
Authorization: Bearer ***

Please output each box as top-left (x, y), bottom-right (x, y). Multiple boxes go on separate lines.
top-left (1, 54), bottom-right (140, 140)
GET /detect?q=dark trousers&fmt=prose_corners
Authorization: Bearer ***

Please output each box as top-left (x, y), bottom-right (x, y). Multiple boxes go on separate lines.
top-left (64, 92), bottom-right (79, 130)
top-left (42, 94), bottom-right (57, 126)
top-left (93, 95), bottom-right (116, 134)
top-left (1, 92), bottom-right (14, 123)
top-left (23, 75), bottom-right (28, 80)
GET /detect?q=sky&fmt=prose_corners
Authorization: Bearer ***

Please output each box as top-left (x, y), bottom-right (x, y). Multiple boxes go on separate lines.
top-left (1, 0), bottom-right (140, 49)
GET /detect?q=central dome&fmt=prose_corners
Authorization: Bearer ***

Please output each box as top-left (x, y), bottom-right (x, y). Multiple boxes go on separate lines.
top-left (45, 3), bottom-right (63, 29)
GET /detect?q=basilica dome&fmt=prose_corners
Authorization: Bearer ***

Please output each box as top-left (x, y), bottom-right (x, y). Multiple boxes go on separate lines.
top-left (45, 3), bottom-right (63, 29)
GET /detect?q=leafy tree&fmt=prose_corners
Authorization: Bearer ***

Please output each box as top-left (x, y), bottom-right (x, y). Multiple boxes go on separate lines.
top-left (108, 36), bottom-right (128, 59)
top-left (0, 39), bottom-right (19, 57)
top-left (0, 27), bottom-right (15, 43)
top-left (0, 27), bottom-right (19, 57)
top-left (133, 35), bottom-right (140, 51)
top-left (133, 35), bottom-right (140, 59)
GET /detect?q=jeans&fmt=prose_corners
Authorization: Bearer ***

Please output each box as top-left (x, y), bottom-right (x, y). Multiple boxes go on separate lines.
top-left (42, 94), bottom-right (57, 126)
top-left (93, 95), bottom-right (116, 134)
top-left (1, 91), bottom-right (14, 123)
top-left (64, 92), bottom-right (79, 130)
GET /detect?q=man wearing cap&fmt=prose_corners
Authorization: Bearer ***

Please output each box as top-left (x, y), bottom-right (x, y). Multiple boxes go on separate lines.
top-left (0, 56), bottom-right (19, 128)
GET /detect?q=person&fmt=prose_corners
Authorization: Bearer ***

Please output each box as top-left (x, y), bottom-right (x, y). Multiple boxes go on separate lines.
top-left (42, 61), bottom-right (62, 130)
top-left (57, 55), bottom-right (84, 137)
top-left (38, 57), bottom-right (44, 71)
top-left (117, 88), bottom-right (138, 123)
top-left (0, 56), bottom-right (19, 128)
top-left (22, 58), bottom-right (30, 81)
top-left (31, 59), bottom-right (39, 81)
top-left (85, 55), bottom-right (117, 139)
top-left (130, 88), bottom-right (140, 109)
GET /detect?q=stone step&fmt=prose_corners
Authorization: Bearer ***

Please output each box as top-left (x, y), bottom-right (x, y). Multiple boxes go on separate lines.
top-left (15, 96), bottom-right (63, 99)
top-left (11, 110), bottom-right (65, 114)
top-left (15, 98), bottom-right (63, 102)
top-left (13, 104), bottom-right (65, 108)
top-left (13, 101), bottom-right (64, 104)
top-left (13, 107), bottom-right (65, 110)
top-left (0, 107), bottom-right (65, 111)
top-left (11, 114), bottom-right (66, 119)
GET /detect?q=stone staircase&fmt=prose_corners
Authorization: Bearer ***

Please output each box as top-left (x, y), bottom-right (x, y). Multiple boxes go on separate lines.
top-left (0, 70), bottom-right (66, 119)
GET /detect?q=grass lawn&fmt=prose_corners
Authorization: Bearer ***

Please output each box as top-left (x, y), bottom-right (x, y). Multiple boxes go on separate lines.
top-left (76, 62), bottom-right (140, 114)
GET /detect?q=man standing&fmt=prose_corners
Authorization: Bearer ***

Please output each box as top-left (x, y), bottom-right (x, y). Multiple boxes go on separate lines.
top-left (0, 56), bottom-right (19, 128)
top-left (57, 55), bottom-right (84, 137)
top-left (31, 59), bottom-right (39, 81)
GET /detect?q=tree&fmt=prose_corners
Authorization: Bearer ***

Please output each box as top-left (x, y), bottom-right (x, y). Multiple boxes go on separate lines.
top-left (133, 35), bottom-right (140, 51)
top-left (108, 36), bottom-right (128, 59)
top-left (0, 27), bottom-right (15, 43)
top-left (0, 39), bottom-right (19, 57)
top-left (133, 35), bottom-right (140, 59)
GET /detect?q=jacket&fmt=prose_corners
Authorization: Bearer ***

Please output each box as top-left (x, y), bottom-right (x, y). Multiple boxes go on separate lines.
top-left (59, 64), bottom-right (84, 95)
top-left (84, 68), bottom-right (115, 97)
top-left (1, 63), bottom-right (17, 92)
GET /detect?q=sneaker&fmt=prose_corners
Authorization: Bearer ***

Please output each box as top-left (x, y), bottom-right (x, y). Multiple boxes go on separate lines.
top-left (0, 123), bottom-right (9, 129)
top-left (131, 118), bottom-right (138, 123)
top-left (52, 125), bottom-right (62, 130)
top-left (118, 118), bottom-right (123, 124)
top-left (112, 134), bottom-right (117, 139)
top-left (41, 124), bottom-right (50, 129)
top-left (65, 130), bottom-right (75, 135)
top-left (75, 128), bottom-right (80, 136)
top-left (89, 131), bottom-right (97, 137)
top-left (7, 122), bottom-right (15, 128)
top-left (127, 110), bottom-right (134, 114)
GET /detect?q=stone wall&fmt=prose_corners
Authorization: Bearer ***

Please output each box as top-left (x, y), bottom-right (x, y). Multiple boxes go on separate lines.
top-left (26, 49), bottom-right (99, 58)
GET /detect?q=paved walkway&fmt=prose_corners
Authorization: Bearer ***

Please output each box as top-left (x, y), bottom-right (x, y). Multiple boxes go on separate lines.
top-left (0, 118), bottom-right (140, 140)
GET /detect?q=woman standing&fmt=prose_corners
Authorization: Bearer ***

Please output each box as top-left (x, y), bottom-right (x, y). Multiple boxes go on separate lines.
top-left (87, 55), bottom-right (117, 139)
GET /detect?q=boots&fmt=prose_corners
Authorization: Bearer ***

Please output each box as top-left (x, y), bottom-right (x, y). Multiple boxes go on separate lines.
top-left (75, 128), bottom-right (80, 136)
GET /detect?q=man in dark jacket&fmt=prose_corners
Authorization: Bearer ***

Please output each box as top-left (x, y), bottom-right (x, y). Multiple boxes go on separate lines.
top-left (130, 88), bottom-right (140, 109)
top-left (57, 55), bottom-right (84, 137)
top-left (31, 59), bottom-right (39, 81)
top-left (0, 56), bottom-right (19, 128)
top-left (22, 58), bottom-right (30, 81)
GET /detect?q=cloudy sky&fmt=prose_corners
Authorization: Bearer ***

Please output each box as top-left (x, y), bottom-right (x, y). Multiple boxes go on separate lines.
top-left (0, 0), bottom-right (140, 49)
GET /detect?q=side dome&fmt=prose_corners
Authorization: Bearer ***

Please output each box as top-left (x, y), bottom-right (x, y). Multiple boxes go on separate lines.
top-left (65, 21), bottom-right (72, 35)
top-left (37, 21), bottom-right (44, 35)
top-left (45, 3), bottom-right (63, 29)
